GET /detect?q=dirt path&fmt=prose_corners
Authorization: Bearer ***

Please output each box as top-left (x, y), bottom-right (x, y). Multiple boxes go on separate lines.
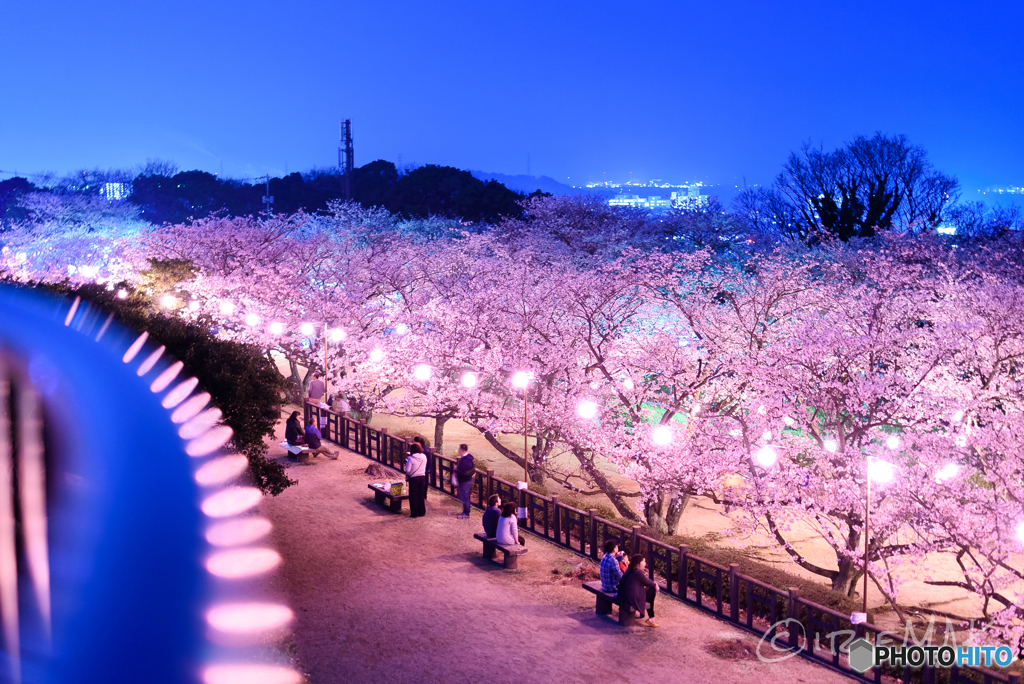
top-left (259, 431), bottom-right (849, 684)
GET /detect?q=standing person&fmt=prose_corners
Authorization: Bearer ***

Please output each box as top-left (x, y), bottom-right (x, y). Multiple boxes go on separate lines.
top-left (482, 494), bottom-right (502, 538)
top-left (619, 555), bottom-right (660, 627)
top-left (405, 443), bottom-right (428, 518)
top-left (413, 436), bottom-right (435, 495)
top-left (308, 373), bottom-right (326, 403)
top-left (304, 421), bottom-right (339, 459)
top-left (495, 502), bottom-right (525, 546)
top-left (455, 444), bottom-right (475, 519)
top-left (600, 540), bottom-right (626, 594)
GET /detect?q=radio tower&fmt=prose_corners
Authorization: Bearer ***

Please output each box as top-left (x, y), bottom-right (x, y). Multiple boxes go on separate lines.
top-left (339, 119), bottom-right (354, 201)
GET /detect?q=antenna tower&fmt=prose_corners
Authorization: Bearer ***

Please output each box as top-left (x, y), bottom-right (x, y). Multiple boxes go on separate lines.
top-left (339, 119), bottom-right (354, 201)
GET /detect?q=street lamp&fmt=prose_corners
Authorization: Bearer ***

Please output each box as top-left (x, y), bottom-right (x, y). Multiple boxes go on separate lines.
top-left (859, 456), bottom-right (896, 620)
top-left (512, 371), bottom-right (533, 521)
top-left (219, 301), bottom-right (235, 316)
top-left (461, 371), bottom-right (478, 388)
top-left (577, 400), bottom-right (598, 420)
top-left (269, 322), bottom-right (284, 335)
top-left (754, 445), bottom-right (777, 468)
top-left (651, 425), bottom-right (673, 446)
top-left (369, 348), bottom-right (384, 363)
top-left (299, 323), bottom-right (315, 336)
top-left (244, 313), bottom-right (260, 326)
top-left (412, 364), bottom-right (431, 381)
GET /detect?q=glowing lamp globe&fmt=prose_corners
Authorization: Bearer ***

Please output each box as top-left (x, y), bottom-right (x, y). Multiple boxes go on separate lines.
top-left (395, 323), bottom-right (409, 335)
top-left (369, 349), bottom-right (384, 363)
top-left (869, 459), bottom-right (895, 484)
top-left (511, 372), bottom-right (530, 389)
top-left (299, 323), bottom-right (315, 336)
top-left (823, 439), bottom-right (838, 453)
top-left (461, 372), bottom-right (478, 388)
top-left (761, 430), bottom-right (772, 440)
top-left (412, 364), bottom-right (431, 381)
top-left (623, 378), bottom-right (635, 390)
top-left (935, 462), bottom-right (959, 483)
top-left (245, 313), bottom-right (260, 327)
top-left (577, 401), bottom-right (598, 420)
top-left (161, 294), bottom-right (177, 309)
top-left (329, 328), bottom-right (346, 342)
top-left (886, 435), bottom-right (900, 450)
top-left (755, 446), bottom-right (777, 468)
top-left (651, 425), bottom-right (673, 446)
top-left (268, 322), bottom-right (284, 335)
top-left (117, 289), bottom-right (128, 299)
top-left (219, 301), bottom-right (235, 316)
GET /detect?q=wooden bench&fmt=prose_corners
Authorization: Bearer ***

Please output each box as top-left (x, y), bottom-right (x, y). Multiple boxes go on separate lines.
top-left (583, 581), bottom-right (649, 626)
top-left (473, 533), bottom-right (528, 570)
top-left (368, 483), bottom-right (410, 514)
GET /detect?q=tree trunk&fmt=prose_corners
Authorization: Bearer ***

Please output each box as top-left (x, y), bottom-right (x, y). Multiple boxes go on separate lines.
top-left (433, 414), bottom-right (449, 456)
top-left (832, 523), bottom-right (862, 594)
top-left (643, 489), bottom-right (687, 535)
top-left (286, 359), bottom-right (304, 405)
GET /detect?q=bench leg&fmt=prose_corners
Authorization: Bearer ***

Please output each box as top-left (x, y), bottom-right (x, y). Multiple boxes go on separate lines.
top-left (374, 491), bottom-right (386, 506)
top-left (482, 542), bottom-right (495, 560)
top-left (390, 498), bottom-right (402, 514)
top-left (595, 595), bottom-right (612, 616)
top-left (503, 551), bottom-right (518, 570)
top-left (618, 605), bottom-right (640, 627)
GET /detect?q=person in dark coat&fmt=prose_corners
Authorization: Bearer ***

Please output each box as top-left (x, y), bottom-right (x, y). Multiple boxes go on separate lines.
top-left (619, 554), bottom-right (660, 627)
top-left (285, 411), bottom-right (303, 446)
top-left (482, 494), bottom-right (502, 538)
top-left (455, 444), bottom-right (475, 519)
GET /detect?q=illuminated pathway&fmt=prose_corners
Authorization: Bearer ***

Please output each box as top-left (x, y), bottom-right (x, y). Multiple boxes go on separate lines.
top-left (259, 416), bottom-right (849, 684)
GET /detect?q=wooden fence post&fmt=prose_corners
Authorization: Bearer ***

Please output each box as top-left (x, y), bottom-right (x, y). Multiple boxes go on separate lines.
top-left (729, 563), bottom-right (740, 623)
top-left (551, 496), bottom-right (561, 545)
top-left (631, 525), bottom-right (640, 556)
top-left (787, 588), bottom-right (800, 650)
top-left (588, 510), bottom-right (598, 560)
top-left (486, 469), bottom-right (494, 499)
top-left (921, 660), bottom-right (935, 684)
top-left (380, 428), bottom-right (390, 467)
top-left (678, 545), bottom-right (689, 599)
top-left (1007, 673), bottom-right (1021, 684)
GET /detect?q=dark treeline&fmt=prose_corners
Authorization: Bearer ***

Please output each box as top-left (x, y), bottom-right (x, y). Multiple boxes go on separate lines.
top-left (0, 160), bottom-right (531, 226)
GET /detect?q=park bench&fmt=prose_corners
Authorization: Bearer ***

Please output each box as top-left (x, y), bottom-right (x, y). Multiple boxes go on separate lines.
top-left (582, 581), bottom-right (650, 626)
top-left (368, 483), bottom-right (410, 514)
top-left (473, 533), bottom-right (528, 570)
top-left (278, 440), bottom-right (311, 463)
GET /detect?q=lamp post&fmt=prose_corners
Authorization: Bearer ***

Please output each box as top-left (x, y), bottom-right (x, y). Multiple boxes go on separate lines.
top-left (860, 454), bottom-right (895, 618)
top-left (512, 372), bottom-right (531, 522)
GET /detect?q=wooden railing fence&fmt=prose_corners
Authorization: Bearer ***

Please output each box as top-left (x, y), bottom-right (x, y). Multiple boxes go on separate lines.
top-left (304, 402), bottom-right (1020, 684)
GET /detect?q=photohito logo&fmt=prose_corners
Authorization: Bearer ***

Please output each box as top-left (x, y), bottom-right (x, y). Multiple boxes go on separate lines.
top-left (846, 638), bottom-right (1016, 673)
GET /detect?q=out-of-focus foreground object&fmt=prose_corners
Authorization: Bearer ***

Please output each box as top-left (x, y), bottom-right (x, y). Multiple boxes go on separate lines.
top-left (0, 287), bottom-right (297, 684)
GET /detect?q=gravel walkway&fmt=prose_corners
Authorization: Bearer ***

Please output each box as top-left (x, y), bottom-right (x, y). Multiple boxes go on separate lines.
top-left (259, 436), bottom-right (850, 684)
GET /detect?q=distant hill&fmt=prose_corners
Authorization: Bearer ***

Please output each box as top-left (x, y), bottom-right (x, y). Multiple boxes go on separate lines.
top-left (470, 171), bottom-right (579, 196)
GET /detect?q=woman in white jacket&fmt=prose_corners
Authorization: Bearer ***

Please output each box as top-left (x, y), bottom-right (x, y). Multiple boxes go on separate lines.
top-left (495, 502), bottom-right (525, 546)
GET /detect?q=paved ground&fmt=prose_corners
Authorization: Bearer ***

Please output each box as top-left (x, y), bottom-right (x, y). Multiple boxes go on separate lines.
top-left (259, 429), bottom-right (850, 684)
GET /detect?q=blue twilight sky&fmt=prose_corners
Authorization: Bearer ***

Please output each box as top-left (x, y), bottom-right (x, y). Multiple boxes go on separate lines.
top-left (1, 0), bottom-right (1021, 198)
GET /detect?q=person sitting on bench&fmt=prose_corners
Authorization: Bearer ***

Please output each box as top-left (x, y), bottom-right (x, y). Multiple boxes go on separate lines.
top-left (303, 421), bottom-right (339, 460)
top-left (482, 494), bottom-right (502, 538)
top-left (619, 554), bottom-right (659, 627)
top-left (495, 502), bottom-right (525, 547)
top-left (285, 411), bottom-right (304, 446)
top-left (600, 540), bottom-right (626, 594)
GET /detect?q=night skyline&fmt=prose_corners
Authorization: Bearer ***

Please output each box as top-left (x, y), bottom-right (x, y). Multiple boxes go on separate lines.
top-left (1, 0), bottom-right (1021, 196)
